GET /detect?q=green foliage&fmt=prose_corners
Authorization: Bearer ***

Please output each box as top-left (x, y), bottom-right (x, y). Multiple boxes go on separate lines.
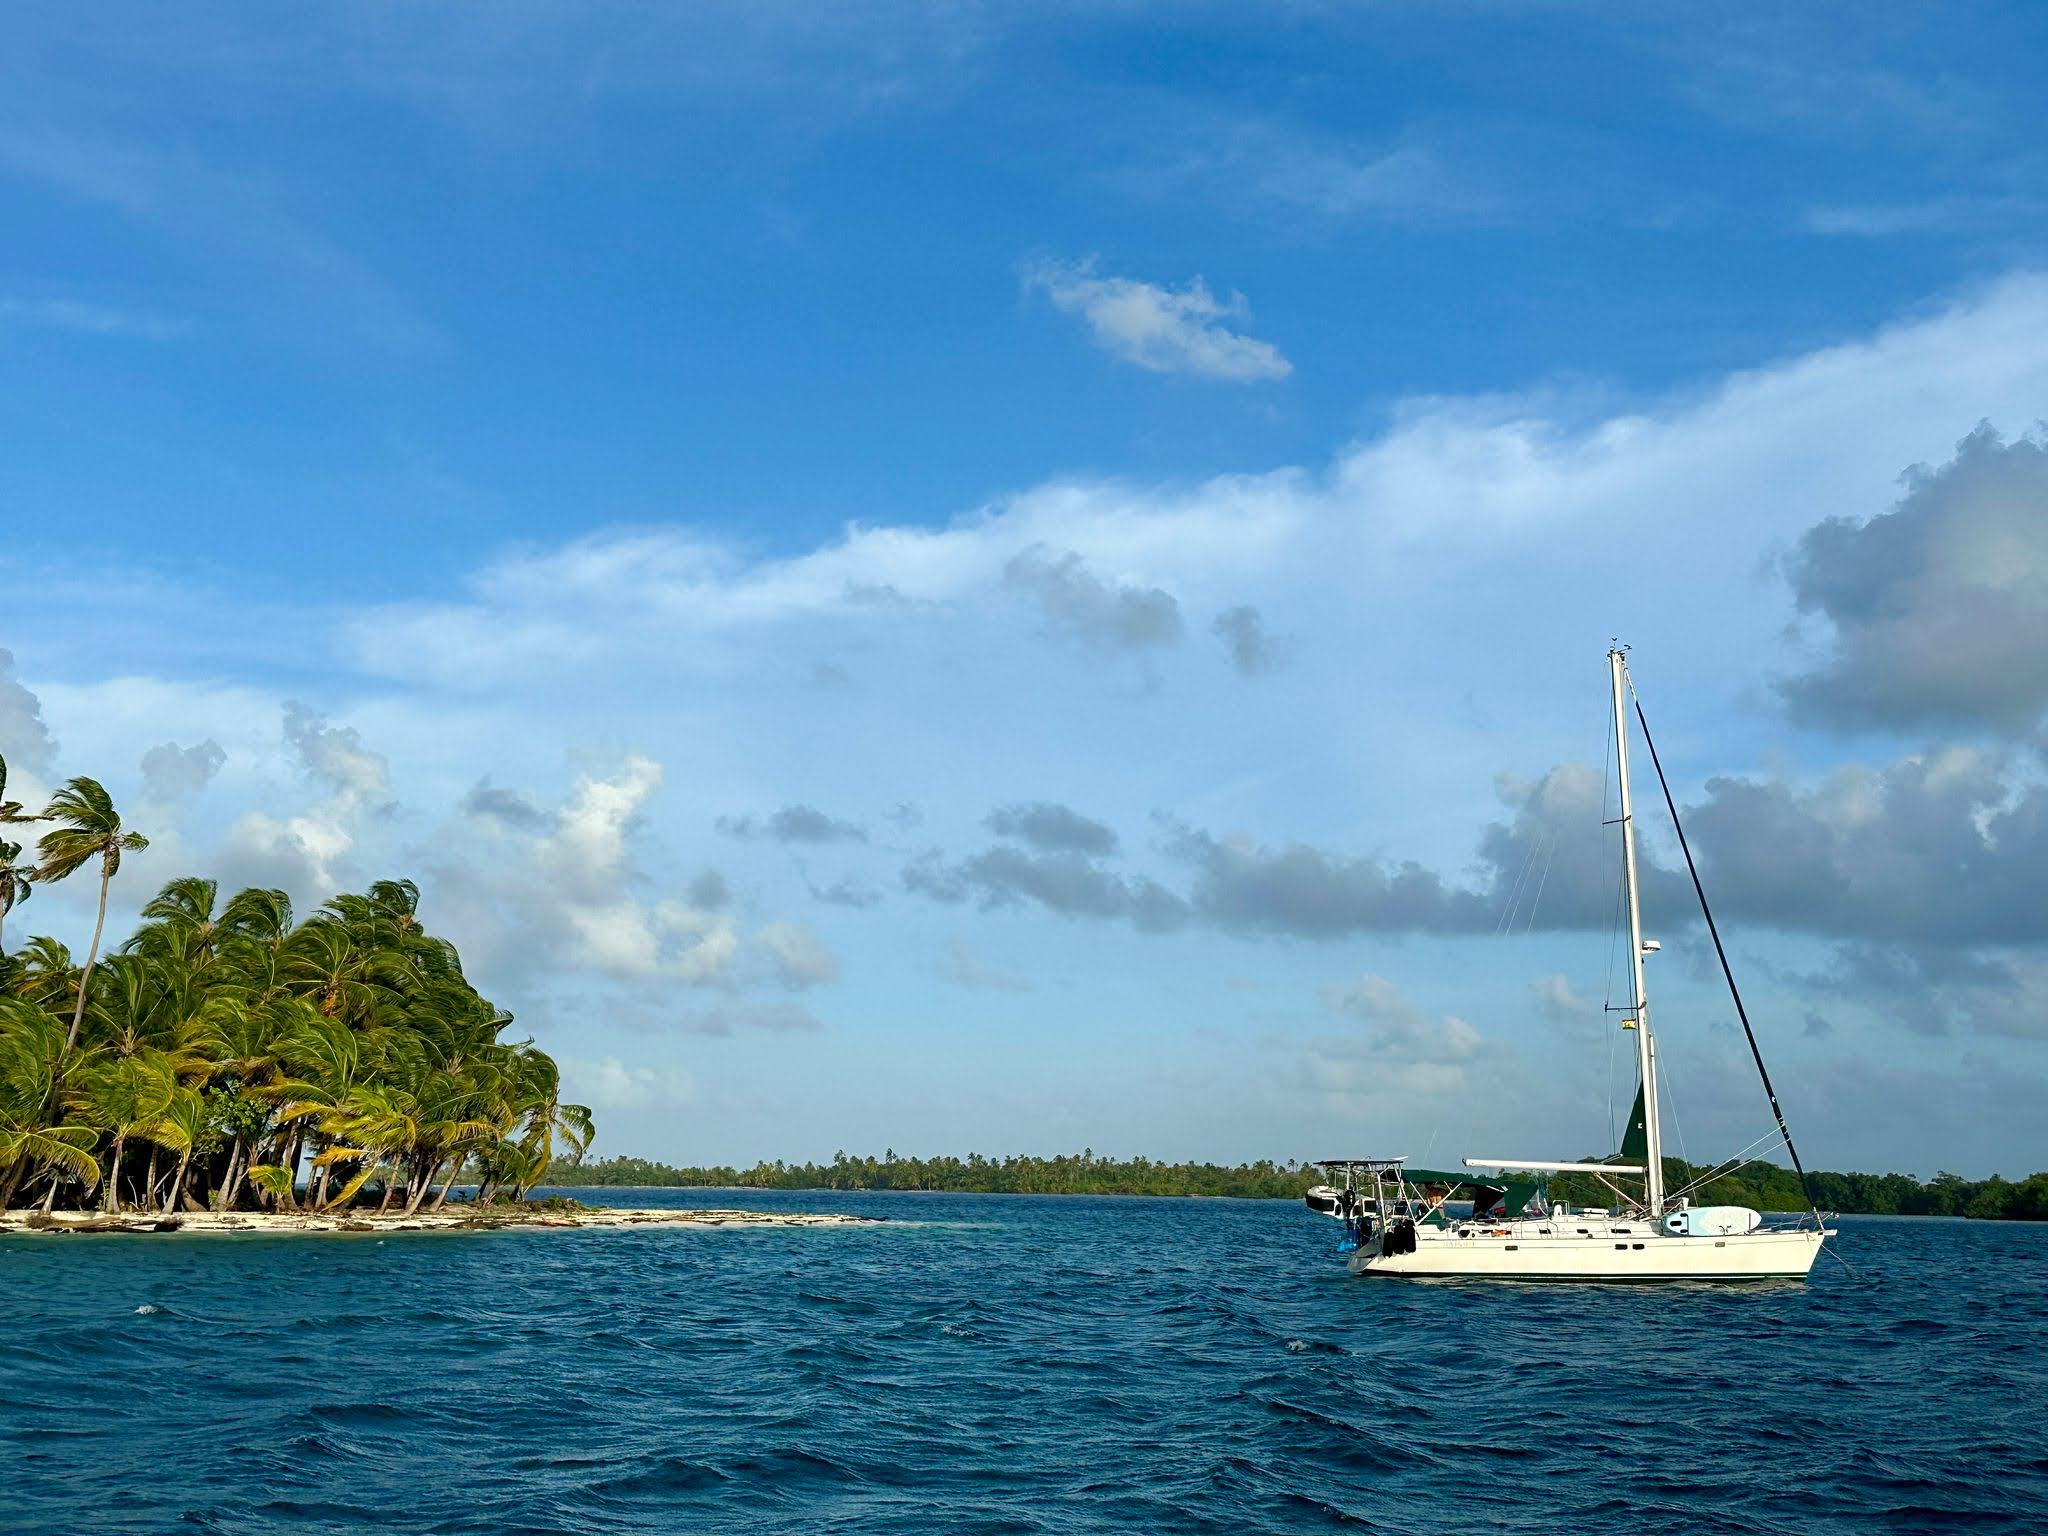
top-left (559, 1149), bottom-right (1321, 1199)
top-left (0, 869), bottom-right (592, 1214)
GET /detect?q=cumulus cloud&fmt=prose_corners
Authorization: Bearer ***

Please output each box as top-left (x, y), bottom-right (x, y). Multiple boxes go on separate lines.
top-left (1311, 974), bottom-right (1489, 1096)
top-left (1004, 546), bottom-right (1184, 652)
top-left (461, 777), bottom-right (552, 832)
top-left (330, 272), bottom-right (2048, 703)
top-left (937, 937), bottom-right (1033, 992)
top-left (904, 769), bottom-right (1668, 942)
top-left (717, 804), bottom-right (867, 844)
top-left (807, 874), bottom-right (882, 909)
top-left (283, 700), bottom-right (391, 804)
top-left (1024, 258), bottom-right (1291, 381)
top-left (0, 648), bottom-right (57, 773)
top-left (560, 1054), bottom-right (696, 1110)
top-left (218, 703), bottom-right (394, 898)
top-left (1166, 823), bottom-right (1489, 938)
top-left (429, 753), bottom-right (743, 990)
top-left (758, 920), bottom-right (841, 989)
top-left (1211, 604), bottom-right (1291, 677)
top-left (1806, 944), bottom-right (2048, 1041)
top-left (904, 846), bottom-right (1189, 932)
top-left (1681, 744), bottom-right (2048, 948)
top-left (984, 801), bottom-right (1118, 856)
top-left (138, 739), bottom-right (226, 805)
top-left (1782, 425), bottom-right (2048, 733)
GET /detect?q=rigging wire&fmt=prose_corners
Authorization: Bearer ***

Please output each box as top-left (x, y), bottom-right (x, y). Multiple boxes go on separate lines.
top-left (1627, 682), bottom-right (1822, 1225)
top-left (1521, 833), bottom-right (1557, 937)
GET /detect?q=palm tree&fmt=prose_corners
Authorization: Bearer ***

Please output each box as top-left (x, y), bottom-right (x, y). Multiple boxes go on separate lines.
top-left (130, 876), bottom-right (223, 968)
top-left (0, 998), bottom-right (98, 1209)
top-left (0, 836), bottom-right (32, 959)
top-left (0, 863), bottom-right (594, 1215)
top-left (35, 778), bottom-right (149, 1052)
top-left (84, 1050), bottom-right (176, 1211)
top-left (0, 751), bottom-right (43, 959)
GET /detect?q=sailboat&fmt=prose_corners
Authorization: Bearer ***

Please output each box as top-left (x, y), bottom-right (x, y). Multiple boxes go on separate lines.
top-left (1306, 647), bottom-right (1834, 1281)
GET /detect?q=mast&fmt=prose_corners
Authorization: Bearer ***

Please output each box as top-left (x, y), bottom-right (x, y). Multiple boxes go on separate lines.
top-left (1609, 646), bottom-right (1665, 1216)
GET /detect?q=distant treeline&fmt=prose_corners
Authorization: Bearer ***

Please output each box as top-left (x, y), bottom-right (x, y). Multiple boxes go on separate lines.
top-left (554, 1149), bottom-right (2048, 1219)
top-left (557, 1150), bottom-right (1314, 1199)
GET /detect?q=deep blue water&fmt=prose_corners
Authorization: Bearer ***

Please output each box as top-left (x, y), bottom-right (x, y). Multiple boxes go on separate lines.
top-left (3, 1191), bottom-right (2045, 1535)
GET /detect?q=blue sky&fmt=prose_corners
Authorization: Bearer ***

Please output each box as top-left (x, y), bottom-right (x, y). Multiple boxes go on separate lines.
top-left (5, 3), bottom-right (2048, 1176)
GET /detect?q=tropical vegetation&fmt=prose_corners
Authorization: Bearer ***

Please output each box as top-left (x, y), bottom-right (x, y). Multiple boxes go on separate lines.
top-left (561, 1149), bottom-right (1315, 1198)
top-left (0, 752), bottom-right (591, 1215)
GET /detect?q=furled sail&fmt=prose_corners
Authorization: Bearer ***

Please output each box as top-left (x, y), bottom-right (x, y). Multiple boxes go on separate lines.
top-left (1618, 1085), bottom-right (1648, 1164)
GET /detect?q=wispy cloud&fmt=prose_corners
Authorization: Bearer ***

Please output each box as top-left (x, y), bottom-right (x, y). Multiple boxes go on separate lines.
top-left (0, 295), bottom-right (187, 340)
top-left (1803, 195), bottom-right (2040, 238)
top-left (1023, 257), bottom-right (1291, 381)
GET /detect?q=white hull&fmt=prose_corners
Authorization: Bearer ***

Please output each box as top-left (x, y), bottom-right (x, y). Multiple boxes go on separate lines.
top-left (1351, 1224), bottom-right (1829, 1282)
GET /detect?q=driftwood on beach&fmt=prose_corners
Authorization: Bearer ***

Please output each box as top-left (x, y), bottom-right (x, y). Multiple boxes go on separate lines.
top-left (0, 1206), bottom-right (884, 1237)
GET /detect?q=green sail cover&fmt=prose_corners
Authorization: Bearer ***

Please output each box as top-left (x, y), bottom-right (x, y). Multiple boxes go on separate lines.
top-left (1619, 1085), bottom-right (1648, 1163)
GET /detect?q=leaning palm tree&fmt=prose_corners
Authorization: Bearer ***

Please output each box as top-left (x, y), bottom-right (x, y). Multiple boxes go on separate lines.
top-left (0, 835), bottom-right (32, 958)
top-left (0, 998), bottom-right (99, 1209)
top-left (83, 1050), bottom-right (176, 1211)
top-left (0, 752), bottom-right (43, 958)
top-left (35, 778), bottom-right (149, 1052)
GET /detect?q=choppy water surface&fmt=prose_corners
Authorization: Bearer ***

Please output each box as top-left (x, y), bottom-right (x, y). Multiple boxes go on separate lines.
top-left (3, 1192), bottom-right (2044, 1534)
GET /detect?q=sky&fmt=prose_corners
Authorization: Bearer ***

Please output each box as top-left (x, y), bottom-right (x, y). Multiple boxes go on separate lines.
top-left (4, 2), bottom-right (2048, 1177)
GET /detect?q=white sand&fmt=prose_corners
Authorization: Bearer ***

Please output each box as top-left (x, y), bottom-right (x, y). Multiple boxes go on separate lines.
top-left (0, 1205), bottom-right (880, 1237)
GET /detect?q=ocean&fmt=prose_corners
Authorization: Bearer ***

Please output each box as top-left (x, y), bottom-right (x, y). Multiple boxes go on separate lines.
top-left (3, 1190), bottom-right (2043, 1534)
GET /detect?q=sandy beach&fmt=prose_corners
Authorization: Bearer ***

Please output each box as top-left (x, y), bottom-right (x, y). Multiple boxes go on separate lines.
top-left (0, 1206), bottom-right (882, 1237)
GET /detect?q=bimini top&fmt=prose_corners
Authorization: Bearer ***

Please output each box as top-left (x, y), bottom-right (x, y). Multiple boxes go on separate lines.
top-left (1311, 1156), bottom-right (1409, 1171)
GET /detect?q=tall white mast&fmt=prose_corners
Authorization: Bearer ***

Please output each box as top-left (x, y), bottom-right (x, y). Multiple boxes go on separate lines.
top-left (1609, 646), bottom-right (1665, 1216)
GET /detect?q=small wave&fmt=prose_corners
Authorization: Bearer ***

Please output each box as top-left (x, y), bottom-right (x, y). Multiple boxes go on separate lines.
top-left (589, 1456), bottom-right (731, 1497)
top-left (134, 1303), bottom-right (162, 1315)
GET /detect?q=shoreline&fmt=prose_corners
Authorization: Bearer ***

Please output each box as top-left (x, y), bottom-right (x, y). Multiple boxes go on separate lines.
top-left (0, 1206), bottom-right (884, 1238)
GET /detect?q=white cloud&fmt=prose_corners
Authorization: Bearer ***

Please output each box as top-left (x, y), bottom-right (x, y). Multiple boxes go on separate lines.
top-left (0, 648), bottom-right (58, 774)
top-left (326, 272), bottom-right (2048, 707)
top-left (758, 920), bottom-right (840, 989)
top-left (560, 1054), bottom-right (696, 1110)
top-left (139, 739), bottom-right (226, 805)
top-left (1312, 974), bottom-right (1489, 1097)
top-left (0, 295), bottom-right (187, 340)
top-left (1024, 258), bottom-right (1292, 381)
top-left (937, 937), bottom-right (1032, 992)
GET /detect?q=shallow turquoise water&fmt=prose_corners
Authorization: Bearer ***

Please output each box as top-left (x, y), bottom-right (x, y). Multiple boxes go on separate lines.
top-left (2, 1191), bottom-right (2043, 1534)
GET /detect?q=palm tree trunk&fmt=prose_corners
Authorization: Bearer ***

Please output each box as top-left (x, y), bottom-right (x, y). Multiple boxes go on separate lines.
top-left (102, 1133), bottom-right (126, 1212)
top-left (377, 1171), bottom-right (397, 1212)
top-left (0, 1159), bottom-right (25, 1210)
top-left (63, 864), bottom-right (113, 1053)
top-left (429, 1158), bottom-right (466, 1210)
top-left (219, 1138), bottom-right (245, 1210)
top-left (163, 1149), bottom-right (192, 1214)
top-left (143, 1146), bottom-right (159, 1208)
